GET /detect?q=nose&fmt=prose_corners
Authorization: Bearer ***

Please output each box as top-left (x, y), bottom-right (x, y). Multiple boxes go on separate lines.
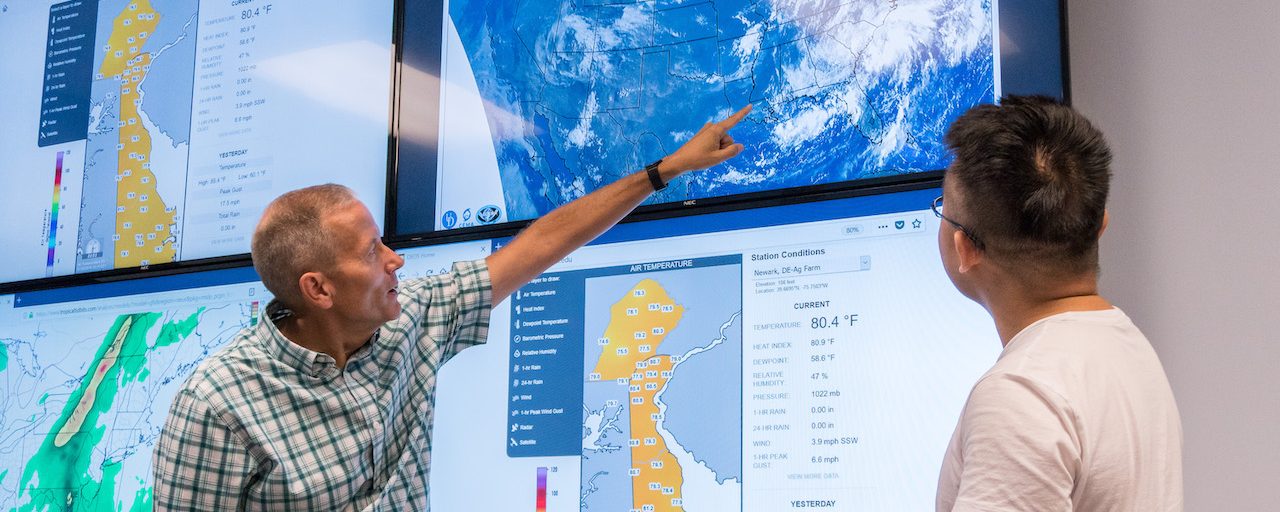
top-left (383, 244), bottom-right (405, 272)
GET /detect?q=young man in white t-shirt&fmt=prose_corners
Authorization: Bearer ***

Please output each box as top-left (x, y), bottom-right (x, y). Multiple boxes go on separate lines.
top-left (933, 96), bottom-right (1183, 511)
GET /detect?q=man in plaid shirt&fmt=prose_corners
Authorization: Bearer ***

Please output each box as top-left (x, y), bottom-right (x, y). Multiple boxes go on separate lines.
top-left (152, 106), bottom-right (751, 511)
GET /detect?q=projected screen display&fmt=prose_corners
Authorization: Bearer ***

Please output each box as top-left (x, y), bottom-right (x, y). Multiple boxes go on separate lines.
top-left (0, 240), bottom-right (488, 510)
top-left (425, 186), bottom-right (1001, 510)
top-left (397, 0), bottom-right (1065, 235)
top-left (0, 0), bottom-right (395, 285)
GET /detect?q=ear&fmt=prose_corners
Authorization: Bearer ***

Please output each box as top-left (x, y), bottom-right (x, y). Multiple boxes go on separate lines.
top-left (1098, 210), bottom-right (1110, 239)
top-left (297, 271), bottom-right (335, 310)
top-left (953, 230), bottom-right (983, 274)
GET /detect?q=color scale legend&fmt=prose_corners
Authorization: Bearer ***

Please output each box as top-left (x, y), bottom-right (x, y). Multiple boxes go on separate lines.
top-left (45, 151), bottom-right (64, 276)
top-left (536, 466), bottom-right (547, 512)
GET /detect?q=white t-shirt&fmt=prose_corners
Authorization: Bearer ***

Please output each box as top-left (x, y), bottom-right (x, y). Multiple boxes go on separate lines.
top-left (936, 308), bottom-right (1183, 511)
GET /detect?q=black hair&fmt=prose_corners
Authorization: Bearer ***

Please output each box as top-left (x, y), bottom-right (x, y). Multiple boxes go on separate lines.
top-left (944, 95), bottom-right (1113, 277)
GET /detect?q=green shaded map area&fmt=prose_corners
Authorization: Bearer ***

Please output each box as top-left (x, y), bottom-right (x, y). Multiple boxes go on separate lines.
top-left (14, 310), bottom-right (201, 511)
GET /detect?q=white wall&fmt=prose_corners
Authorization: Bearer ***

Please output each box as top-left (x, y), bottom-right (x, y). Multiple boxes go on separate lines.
top-left (1069, 0), bottom-right (1280, 509)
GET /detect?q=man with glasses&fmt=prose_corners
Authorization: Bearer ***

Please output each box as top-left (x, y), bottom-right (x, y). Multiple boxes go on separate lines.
top-left (932, 96), bottom-right (1183, 511)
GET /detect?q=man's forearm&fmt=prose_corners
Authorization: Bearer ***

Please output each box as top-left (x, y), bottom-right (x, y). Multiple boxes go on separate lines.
top-left (486, 169), bottom-right (658, 301)
top-left (484, 104), bottom-right (751, 302)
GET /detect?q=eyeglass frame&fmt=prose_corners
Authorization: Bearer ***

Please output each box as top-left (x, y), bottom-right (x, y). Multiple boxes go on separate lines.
top-left (932, 195), bottom-right (985, 250)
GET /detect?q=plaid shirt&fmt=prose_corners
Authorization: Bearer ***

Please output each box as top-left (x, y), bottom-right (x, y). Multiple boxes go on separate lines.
top-left (153, 260), bottom-right (491, 511)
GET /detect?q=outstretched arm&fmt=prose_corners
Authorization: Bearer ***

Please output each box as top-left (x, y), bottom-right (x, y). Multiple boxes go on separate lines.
top-left (486, 105), bottom-right (752, 302)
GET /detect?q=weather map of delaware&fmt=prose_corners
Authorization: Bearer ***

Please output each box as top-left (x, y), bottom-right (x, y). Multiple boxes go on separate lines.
top-left (447, 0), bottom-right (997, 221)
top-left (79, 0), bottom-right (198, 275)
top-left (3, 0), bottom-right (394, 283)
top-left (580, 265), bottom-right (743, 511)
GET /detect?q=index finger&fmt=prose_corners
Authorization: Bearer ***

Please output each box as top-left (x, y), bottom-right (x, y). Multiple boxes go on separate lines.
top-left (716, 104), bottom-right (753, 130)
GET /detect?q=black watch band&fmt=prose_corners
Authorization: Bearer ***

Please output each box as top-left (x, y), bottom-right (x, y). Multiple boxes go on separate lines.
top-left (645, 159), bottom-right (666, 191)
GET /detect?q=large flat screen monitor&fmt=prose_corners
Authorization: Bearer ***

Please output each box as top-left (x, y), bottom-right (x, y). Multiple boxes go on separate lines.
top-left (393, 0), bottom-right (1067, 237)
top-left (0, 239), bottom-right (489, 510)
top-left (0, 0), bottom-right (396, 287)
top-left (0, 183), bottom-right (997, 509)
top-left (425, 184), bottom-right (1001, 510)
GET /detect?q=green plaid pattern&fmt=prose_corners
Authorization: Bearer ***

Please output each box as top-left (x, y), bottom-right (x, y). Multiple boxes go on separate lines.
top-left (153, 260), bottom-right (492, 511)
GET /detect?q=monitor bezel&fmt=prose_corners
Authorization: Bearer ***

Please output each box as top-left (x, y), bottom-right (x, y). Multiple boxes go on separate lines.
top-left (3, 173), bottom-right (945, 295)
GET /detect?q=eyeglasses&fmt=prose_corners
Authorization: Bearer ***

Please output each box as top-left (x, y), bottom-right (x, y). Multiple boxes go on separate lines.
top-left (932, 195), bottom-right (984, 250)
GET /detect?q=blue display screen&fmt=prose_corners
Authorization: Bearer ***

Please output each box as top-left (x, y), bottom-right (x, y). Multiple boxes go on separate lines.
top-left (392, 0), bottom-right (1066, 237)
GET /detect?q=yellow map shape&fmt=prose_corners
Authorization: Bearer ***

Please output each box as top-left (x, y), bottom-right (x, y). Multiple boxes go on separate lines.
top-left (591, 279), bottom-right (687, 511)
top-left (592, 279), bottom-right (684, 380)
top-left (98, 0), bottom-right (176, 268)
top-left (628, 355), bottom-right (685, 511)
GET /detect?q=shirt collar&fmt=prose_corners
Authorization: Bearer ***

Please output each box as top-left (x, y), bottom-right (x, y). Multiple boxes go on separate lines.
top-left (260, 299), bottom-right (341, 379)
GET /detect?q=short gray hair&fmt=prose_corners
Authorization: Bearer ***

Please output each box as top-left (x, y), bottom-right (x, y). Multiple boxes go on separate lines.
top-left (251, 184), bottom-right (360, 309)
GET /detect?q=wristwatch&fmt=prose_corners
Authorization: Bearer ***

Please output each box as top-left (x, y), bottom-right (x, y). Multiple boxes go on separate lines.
top-left (645, 159), bottom-right (666, 191)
